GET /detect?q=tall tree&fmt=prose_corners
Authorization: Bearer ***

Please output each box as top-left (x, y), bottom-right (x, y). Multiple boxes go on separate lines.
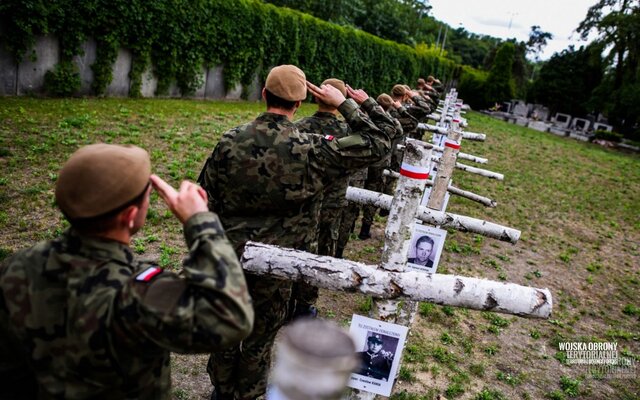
top-left (526, 25), bottom-right (553, 60)
top-left (577, 0), bottom-right (640, 137)
top-left (483, 42), bottom-right (516, 107)
top-left (529, 44), bottom-right (604, 116)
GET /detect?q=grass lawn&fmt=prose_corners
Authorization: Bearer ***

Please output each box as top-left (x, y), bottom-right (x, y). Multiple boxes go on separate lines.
top-left (0, 97), bottom-right (638, 399)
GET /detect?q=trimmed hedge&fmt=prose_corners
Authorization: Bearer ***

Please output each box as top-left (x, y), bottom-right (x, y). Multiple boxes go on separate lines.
top-left (0, 0), bottom-right (459, 97)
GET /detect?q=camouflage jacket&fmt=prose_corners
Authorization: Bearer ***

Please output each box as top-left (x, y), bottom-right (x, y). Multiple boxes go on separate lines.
top-left (420, 89), bottom-right (440, 106)
top-left (294, 110), bottom-right (351, 210)
top-left (404, 95), bottom-right (432, 122)
top-left (200, 98), bottom-right (393, 253)
top-left (389, 105), bottom-right (418, 136)
top-left (0, 212), bottom-right (253, 400)
top-left (369, 109), bottom-right (404, 168)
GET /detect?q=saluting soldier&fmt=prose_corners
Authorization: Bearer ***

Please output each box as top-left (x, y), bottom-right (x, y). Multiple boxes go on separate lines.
top-left (426, 75), bottom-right (445, 94)
top-left (289, 78), bottom-right (351, 315)
top-left (199, 64), bottom-right (394, 400)
top-left (416, 78), bottom-right (440, 106)
top-left (352, 93), bottom-right (416, 239)
top-left (0, 144), bottom-right (254, 399)
top-left (390, 84), bottom-right (431, 140)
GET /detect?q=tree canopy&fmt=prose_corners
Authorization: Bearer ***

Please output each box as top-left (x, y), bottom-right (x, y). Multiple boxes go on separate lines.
top-left (577, 0), bottom-right (639, 137)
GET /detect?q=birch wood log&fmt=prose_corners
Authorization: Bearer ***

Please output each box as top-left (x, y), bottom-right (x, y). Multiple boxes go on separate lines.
top-left (418, 123), bottom-right (486, 141)
top-left (461, 131), bottom-right (486, 141)
top-left (345, 187), bottom-right (519, 243)
top-left (383, 170), bottom-right (497, 208)
top-left (399, 143), bottom-right (488, 164)
top-left (418, 122), bottom-right (448, 135)
top-left (434, 146), bottom-right (488, 164)
top-left (381, 140), bottom-right (432, 272)
top-left (374, 139), bottom-right (431, 337)
top-left (241, 242), bottom-right (552, 319)
top-left (454, 161), bottom-right (504, 180)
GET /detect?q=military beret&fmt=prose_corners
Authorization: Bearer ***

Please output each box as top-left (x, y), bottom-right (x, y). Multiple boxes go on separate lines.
top-left (391, 84), bottom-right (406, 97)
top-left (265, 65), bottom-right (307, 101)
top-left (376, 93), bottom-right (393, 110)
top-left (427, 75), bottom-right (435, 83)
top-left (367, 334), bottom-right (384, 344)
top-left (56, 143), bottom-right (151, 219)
top-left (321, 78), bottom-right (347, 96)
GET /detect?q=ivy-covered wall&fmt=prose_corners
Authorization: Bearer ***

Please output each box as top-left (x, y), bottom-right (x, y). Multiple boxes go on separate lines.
top-left (0, 0), bottom-right (460, 98)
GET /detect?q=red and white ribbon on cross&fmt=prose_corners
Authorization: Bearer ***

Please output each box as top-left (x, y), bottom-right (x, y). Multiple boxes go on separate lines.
top-left (444, 139), bottom-right (461, 150)
top-left (400, 162), bottom-right (430, 180)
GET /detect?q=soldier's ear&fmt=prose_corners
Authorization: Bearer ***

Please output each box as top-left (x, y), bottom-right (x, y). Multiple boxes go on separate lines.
top-left (261, 88), bottom-right (267, 101)
top-left (120, 205), bottom-right (139, 230)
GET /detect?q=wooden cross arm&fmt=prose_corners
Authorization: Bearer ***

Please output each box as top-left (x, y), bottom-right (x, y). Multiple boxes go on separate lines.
top-left (345, 187), bottom-right (519, 243)
top-left (382, 170), bottom-right (497, 207)
top-left (241, 242), bottom-right (552, 319)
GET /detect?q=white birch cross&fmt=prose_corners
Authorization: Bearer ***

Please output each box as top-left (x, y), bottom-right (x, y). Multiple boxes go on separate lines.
top-left (240, 91), bottom-right (552, 400)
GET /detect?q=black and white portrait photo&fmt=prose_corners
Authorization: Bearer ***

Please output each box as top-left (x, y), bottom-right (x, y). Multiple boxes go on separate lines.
top-left (406, 224), bottom-right (447, 273)
top-left (355, 332), bottom-right (398, 381)
top-left (348, 315), bottom-right (408, 397)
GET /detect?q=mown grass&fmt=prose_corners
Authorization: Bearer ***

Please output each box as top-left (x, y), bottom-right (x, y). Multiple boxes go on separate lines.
top-left (1, 98), bottom-right (638, 399)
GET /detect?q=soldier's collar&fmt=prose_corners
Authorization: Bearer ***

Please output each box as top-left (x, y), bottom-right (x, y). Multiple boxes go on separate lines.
top-left (258, 112), bottom-right (292, 124)
top-left (64, 229), bottom-right (136, 266)
top-left (313, 111), bottom-right (338, 119)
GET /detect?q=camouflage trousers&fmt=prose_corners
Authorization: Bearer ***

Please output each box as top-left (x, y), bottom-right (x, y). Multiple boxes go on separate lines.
top-left (288, 206), bottom-right (342, 307)
top-left (337, 169), bottom-right (367, 251)
top-left (317, 206), bottom-right (343, 257)
top-left (208, 274), bottom-right (291, 400)
top-left (363, 165), bottom-right (385, 225)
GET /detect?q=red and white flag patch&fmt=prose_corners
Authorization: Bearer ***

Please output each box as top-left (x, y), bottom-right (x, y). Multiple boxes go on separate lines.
top-left (136, 266), bottom-right (163, 282)
top-left (324, 134), bottom-right (335, 141)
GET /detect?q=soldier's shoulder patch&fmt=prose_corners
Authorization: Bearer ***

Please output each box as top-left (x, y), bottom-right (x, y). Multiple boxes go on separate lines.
top-left (135, 266), bottom-right (163, 282)
top-left (324, 134), bottom-right (335, 141)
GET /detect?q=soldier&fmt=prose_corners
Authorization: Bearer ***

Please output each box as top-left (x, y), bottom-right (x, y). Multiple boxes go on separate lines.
top-left (294, 78), bottom-right (351, 258)
top-left (390, 84), bottom-right (431, 140)
top-left (426, 75), bottom-right (445, 97)
top-left (416, 78), bottom-right (440, 106)
top-left (200, 64), bottom-right (394, 400)
top-left (355, 334), bottom-right (394, 381)
top-left (289, 78), bottom-right (350, 315)
top-left (351, 93), bottom-right (418, 233)
top-left (357, 96), bottom-right (405, 240)
top-left (0, 143), bottom-right (254, 399)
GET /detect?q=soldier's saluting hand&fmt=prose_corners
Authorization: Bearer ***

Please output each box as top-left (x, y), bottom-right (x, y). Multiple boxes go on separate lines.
top-left (0, 143), bottom-right (253, 400)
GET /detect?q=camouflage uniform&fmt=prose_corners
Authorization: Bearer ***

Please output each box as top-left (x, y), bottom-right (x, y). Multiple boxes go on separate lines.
top-left (404, 94), bottom-right (432, 141)
top-left (362, 114), bottom-right (404, 226)
top-left (289, 111), bottom-right (351, 308)
top-left (200, 98), bottom-right (393, 399)
top-left (294, 111), bottom-right (352, 256)
top-left (388, 105), bottom-right (418, 172)
top-left (0, 213), bottom-right (253, 400)
top-left (420, 89), bottom-right (440, 107)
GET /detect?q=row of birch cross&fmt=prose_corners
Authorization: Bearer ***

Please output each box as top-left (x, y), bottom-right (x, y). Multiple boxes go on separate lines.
top-left (242, 90), bottom-right (553, 399)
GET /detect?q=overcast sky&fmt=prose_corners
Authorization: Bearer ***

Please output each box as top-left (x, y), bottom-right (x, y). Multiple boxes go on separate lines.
top-left (428, 0), bottom-right (598, 60)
